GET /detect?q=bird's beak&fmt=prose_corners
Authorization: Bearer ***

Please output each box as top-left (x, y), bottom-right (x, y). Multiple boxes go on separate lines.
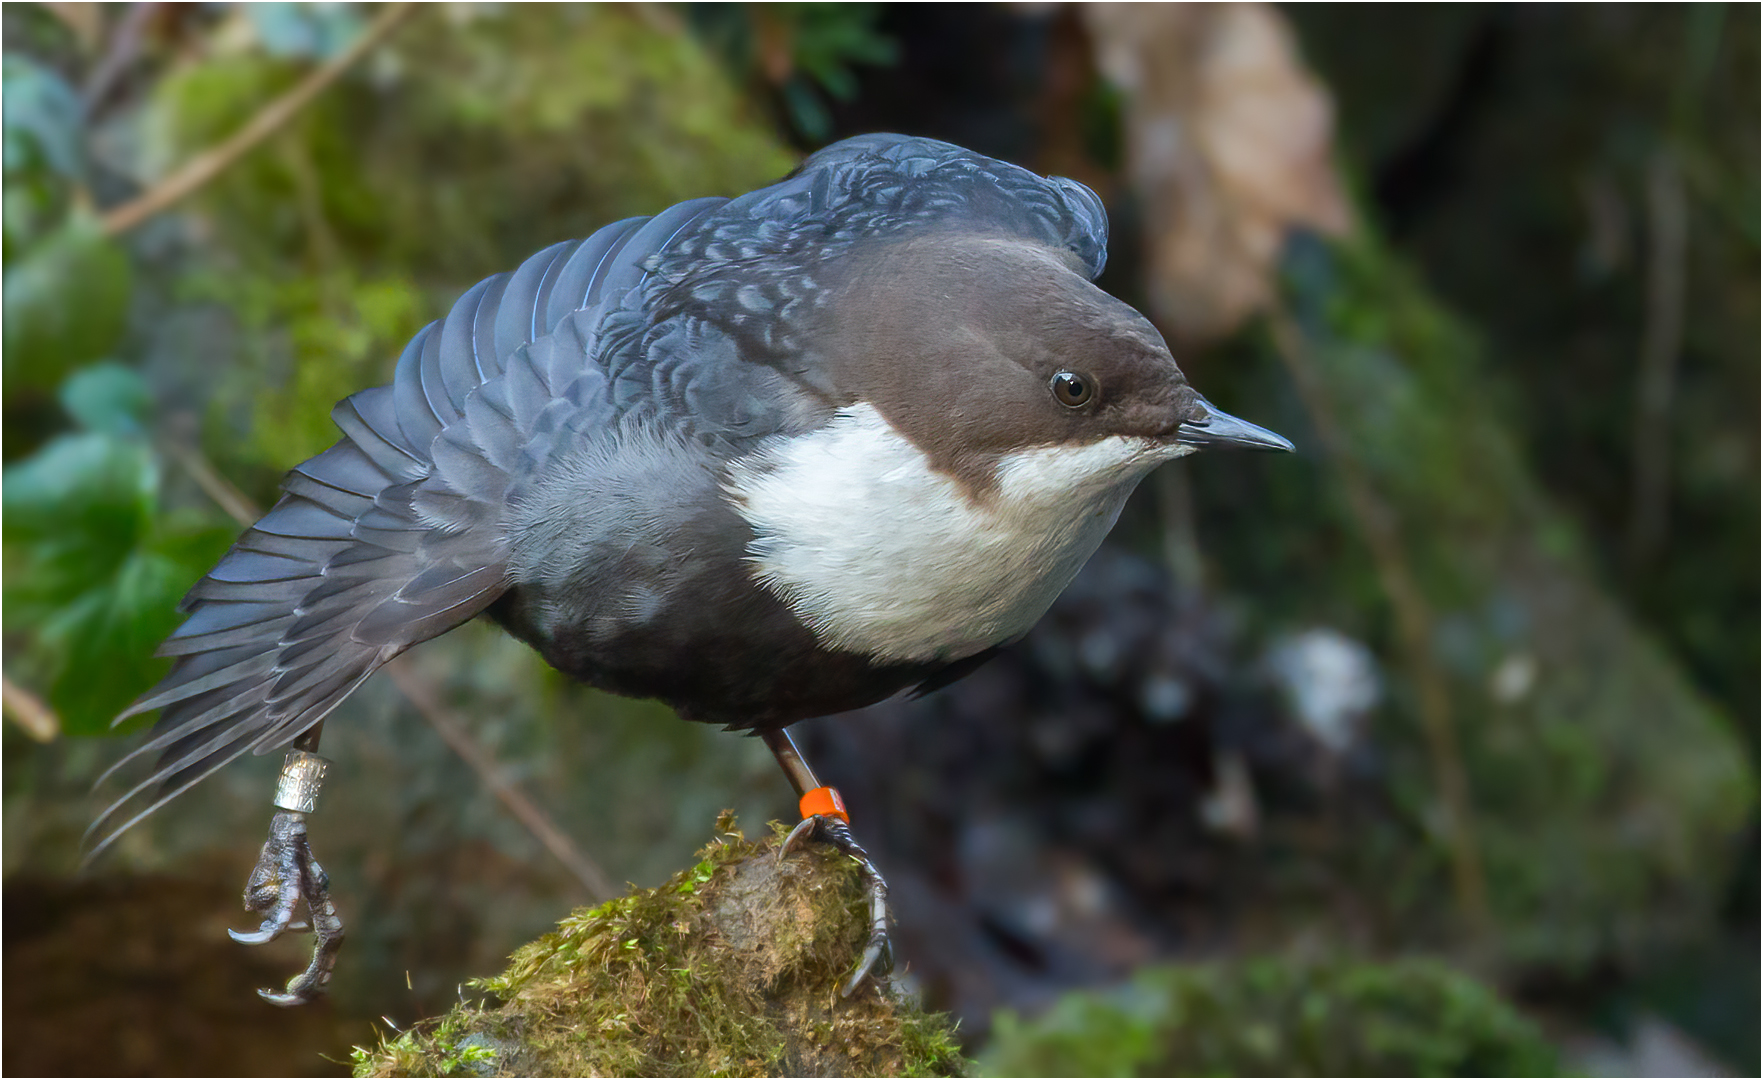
top-left (1176, 395), bottom-right (1295, 452)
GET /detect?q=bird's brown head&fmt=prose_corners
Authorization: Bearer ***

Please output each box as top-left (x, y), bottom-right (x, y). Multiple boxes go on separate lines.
top-left (815, 233), bottom-right (1290, 493)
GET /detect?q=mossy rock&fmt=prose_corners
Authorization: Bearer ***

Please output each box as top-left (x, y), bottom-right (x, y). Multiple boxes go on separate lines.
top-left (978, 956), bottom-right (1561, 1077)
top-left (351, 814), bottom-right (966, 1078)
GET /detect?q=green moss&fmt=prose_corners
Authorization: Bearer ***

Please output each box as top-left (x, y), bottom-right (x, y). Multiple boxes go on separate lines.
top-left (172, 265), bottom-right (429, 470)
top-left (351, 814), bottom-right (966, 1078)
top-left (138, 5), bottom-right (802, 491)
top-left (144, 6), bottom-right (798, 281)
top-left (1197, 232), bottom-right (1755, 973)
top-left (979, 957), bottom-right (1561, 1078)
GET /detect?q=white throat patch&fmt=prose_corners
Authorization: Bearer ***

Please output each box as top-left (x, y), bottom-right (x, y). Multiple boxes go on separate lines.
top-left (725, 402), bottom-right (1191, 664)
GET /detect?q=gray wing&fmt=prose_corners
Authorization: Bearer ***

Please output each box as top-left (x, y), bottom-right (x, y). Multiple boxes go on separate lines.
top-left (87, 196), bottom-right (729, 854)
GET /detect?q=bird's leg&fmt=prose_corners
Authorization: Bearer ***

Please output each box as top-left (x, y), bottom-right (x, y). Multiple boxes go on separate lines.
top-left (227, 723), bottom-right (345, 1006)
top-left (762, 728), bottom-right (892, 997)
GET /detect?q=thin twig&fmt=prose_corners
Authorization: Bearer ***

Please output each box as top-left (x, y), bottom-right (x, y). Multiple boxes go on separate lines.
top-left (175, 443), bottom-right (613, 902)
top-left (99, 2), bottom-right (418, 237)
top-left (164, 440), bottom-right (260, 533)
top-left (1153, 465), bottom-right (1205, 593)
top-left (82, 2), bottom-right (160, 115)
top-left (3, 675), bottom-right (61, 742)
top-left (1625, 149), bottom-right (1687, 567)
top-left (387, 661), bottom-right (617, 903)
top-left (1267, 303), bottom-right (1491, 938)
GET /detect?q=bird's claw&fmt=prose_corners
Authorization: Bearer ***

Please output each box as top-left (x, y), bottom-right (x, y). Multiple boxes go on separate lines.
top-left (779, 814), bottom-right (821, 860)
top-left (226, 924), bottom-right (281, 946)
top-left (230, 809), bottom-right (345, 1006)
top-left (778, 812), bottom-right (894, 997)
top-left (845, 934), bottom-right (895, 998)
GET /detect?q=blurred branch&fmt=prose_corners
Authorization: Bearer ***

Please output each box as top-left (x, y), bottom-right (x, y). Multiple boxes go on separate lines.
top-left (3, 675), bottom-right (61, 742)
top-left (163, 440), bottom-right (259, 532)
top-left (1154, 465), bottom-right (1205, 591)
top-left (1625, 151), bottom-right (1688, 567)
top-left (98, 2), bottom-right (418, 238)
top-left (282, 137), bottom-right (344, 272)
top-left (1629, 5), bottom-right (1723, 567)
top-left (41, 3), bottom-right (104, 52)
top-left (82, 3), bottom-right (160, 114)
top-left (385, 661), bottom-right (617, 904)
top-left (625, 2), bottom-right (686, 36)
top-left (176, 441), bottom-right (614, 904)
top-left (1266, 304), bottom-right (1491, 939)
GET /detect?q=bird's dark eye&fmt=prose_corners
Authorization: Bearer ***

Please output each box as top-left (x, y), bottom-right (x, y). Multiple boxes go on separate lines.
top-left (1050, 371), bottom-right (1094, 408)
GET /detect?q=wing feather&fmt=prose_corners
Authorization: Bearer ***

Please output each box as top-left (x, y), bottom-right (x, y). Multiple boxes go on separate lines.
top-left (87, 191), bottom-right (748, 855)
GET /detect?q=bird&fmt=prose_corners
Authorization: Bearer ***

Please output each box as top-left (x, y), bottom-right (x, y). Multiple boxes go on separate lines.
top-left (88, 133), bottom-right (1292, 1006)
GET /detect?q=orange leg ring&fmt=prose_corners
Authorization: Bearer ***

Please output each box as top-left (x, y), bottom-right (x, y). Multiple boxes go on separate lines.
top-left (799, 786), bottom-right (849, 824)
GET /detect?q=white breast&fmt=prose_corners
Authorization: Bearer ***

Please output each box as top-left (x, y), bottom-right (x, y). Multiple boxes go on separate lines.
top-left (725, 403), bottom-right (1191, 664)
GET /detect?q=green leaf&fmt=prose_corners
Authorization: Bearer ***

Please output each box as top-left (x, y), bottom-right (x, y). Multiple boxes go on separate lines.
top-left (2, 51), bottom-right (84, 180)
top-left (60, 361), bottom-right (152, 436)
top-left (3, 432), bottom-right (157, 607)
top-left (245, 3), bottom-right (366, 61)
top-left (781, 79), bottom-right (832, 143)
top-left (34, 549), bottom-right (195, 735)
top-left (3, 215), bottom-right (133, 392)
top-left (3, 430), bottom-right (233, 735)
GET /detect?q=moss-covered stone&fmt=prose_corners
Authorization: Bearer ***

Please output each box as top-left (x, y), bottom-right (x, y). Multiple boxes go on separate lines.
top-left (1187, 232), bottom-right (1755, 974)
top-left (978, 957), bottom-right (1561, 1077)
top-left (351, 814), bottom-right (966, 1078)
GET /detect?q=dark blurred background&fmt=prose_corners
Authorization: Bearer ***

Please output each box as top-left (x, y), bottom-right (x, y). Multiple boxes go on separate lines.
top-left (3, 4), bottom-right (1755, 1076)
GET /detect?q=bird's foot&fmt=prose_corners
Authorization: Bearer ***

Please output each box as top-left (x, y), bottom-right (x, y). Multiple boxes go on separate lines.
top-left (227, 809), bottom-right (345, 1006)
top-left (780, 793), bottom-right (893, 998)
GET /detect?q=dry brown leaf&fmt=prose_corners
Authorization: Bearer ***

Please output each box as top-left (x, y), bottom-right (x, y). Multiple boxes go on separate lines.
top-left (1084, 2), bottom-right (1351, 343)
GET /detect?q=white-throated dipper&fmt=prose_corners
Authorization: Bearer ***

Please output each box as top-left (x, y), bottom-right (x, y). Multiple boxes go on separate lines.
top-left (90, 134), bottom-right (1292, 1005)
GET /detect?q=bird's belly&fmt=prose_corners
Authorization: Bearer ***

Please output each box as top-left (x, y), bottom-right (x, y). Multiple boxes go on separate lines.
top-left (490, 557), bottom-right (949, 727)
top-left (726, 404), bottom-right (1166, 664)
